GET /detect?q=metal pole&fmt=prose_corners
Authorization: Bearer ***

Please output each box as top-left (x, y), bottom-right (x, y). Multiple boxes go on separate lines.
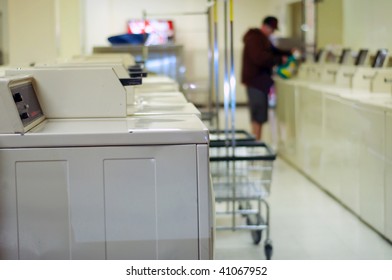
top-left (222, 0), bottom-right (236, 230)
top-left (229, 0), bottom-right (237, 230)
top-left (229, 0), bottom-right (236, 149)
top-left (207, 1), bottom-right (213, 124)
top-left (213, 0), bottom-right (220, 131)
top-left (223, 0), bottom-right (230, 146)
top-left (142, 10), bottom-right (148, 64)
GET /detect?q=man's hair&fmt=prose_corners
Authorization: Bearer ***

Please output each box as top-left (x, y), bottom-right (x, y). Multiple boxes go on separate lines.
top-left (262, 16), bottom-right (279, 30)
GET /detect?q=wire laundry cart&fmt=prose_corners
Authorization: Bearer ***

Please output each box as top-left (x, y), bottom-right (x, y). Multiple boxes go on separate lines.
top-left (206, 0), bottom-right (276, 260)
top-left (209, 140), bottom-right (276, 260)
top-left (209, 129), bottom-right (255, 144)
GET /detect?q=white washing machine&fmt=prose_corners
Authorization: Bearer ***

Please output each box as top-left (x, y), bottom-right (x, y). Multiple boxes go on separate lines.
top-left (0, 75), bottom-right (213, 260)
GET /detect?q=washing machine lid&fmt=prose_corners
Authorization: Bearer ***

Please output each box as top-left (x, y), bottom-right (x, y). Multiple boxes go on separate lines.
top-left (127, 103), bottom-right (201, 117)
top-left (134, 91), bottom-right (187, 105)
top-left (356, 96), bottom-right (392, 111)
top-left (0, 115), bottom-right (209, 148)
top-left (134, 76), bottom-right (179, 93)
top-left (142, 76), bottom-right (177, 84)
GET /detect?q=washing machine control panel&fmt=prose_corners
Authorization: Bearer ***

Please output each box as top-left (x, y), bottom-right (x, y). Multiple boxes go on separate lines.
top-left (0, 76), bottom-right (45, 134)
top-left (11, 81), bottom-right (44, 126)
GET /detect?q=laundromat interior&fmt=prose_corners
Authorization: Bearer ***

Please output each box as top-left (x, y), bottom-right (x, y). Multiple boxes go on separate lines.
top-left (0, 0), bottom-right (392, 260)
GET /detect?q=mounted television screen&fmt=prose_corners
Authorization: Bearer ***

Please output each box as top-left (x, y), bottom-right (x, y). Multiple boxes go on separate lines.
top-left (338, 48), bottom-right (351, 64)
top-left (354, 49), bottom-right (368, 66)
top-left (372, 48), bottom-right (388, 68)
top-left (127, 19), bottom-right (174, 45)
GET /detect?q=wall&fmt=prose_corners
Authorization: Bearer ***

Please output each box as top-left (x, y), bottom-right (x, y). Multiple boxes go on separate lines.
top-left (261, 0), bottom-right (301, 36)
top-left (298, 0), bottom-right (392, 57)
top-left (343, 0), bottom-right (392, 52)
top-left (58, 0), bottom-right (82, 59)
top-left (5, 0), bottom-right (81, 66)
top-left (316, 0), bottom-right (343, 49)
top-left (0, 0), bottom-right (8, 64)
top-left (8, 0), bottom-right (57, 65)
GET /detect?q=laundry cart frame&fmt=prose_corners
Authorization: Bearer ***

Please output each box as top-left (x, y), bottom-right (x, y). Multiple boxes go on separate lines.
top-left (209, 140), bottom-right (276, 260)
top-left (209, 129), bottom-right (256, 144)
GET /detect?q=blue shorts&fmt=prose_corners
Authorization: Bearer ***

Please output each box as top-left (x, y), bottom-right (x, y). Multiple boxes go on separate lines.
top-left (246, 87), bottom-right (268, 124)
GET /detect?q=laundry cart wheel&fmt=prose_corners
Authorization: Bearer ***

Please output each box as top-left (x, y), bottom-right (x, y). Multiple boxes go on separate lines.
top-left (246, 214), bottom-right (263, 245)
top-left (264, 240), bottom-right (273, 260)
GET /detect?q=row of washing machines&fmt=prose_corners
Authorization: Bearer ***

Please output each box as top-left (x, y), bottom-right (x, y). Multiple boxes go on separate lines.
top-left (0, 53), bottom-right (214, 259)
top-left (275, 48), bottom-right (392, 242)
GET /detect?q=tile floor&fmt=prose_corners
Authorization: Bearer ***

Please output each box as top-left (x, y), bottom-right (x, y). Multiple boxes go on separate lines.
top-left (207, 106), bottom-right (392, 260)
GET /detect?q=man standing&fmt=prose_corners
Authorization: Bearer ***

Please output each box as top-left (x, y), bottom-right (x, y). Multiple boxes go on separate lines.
top-left (241, 16), bottom-right (291, 140)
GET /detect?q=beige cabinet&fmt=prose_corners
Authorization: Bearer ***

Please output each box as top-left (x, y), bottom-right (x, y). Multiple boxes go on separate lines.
top-left (322, 95), bottom-right (361, 213)
top-left (275, 78), bottom-right (299, 166)
top-left (385, 112), bottom-right (392, 240)
top-left (296, 84), bottom-right (324, 183)
top-left (357, 104), bottom-right (385, 233)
